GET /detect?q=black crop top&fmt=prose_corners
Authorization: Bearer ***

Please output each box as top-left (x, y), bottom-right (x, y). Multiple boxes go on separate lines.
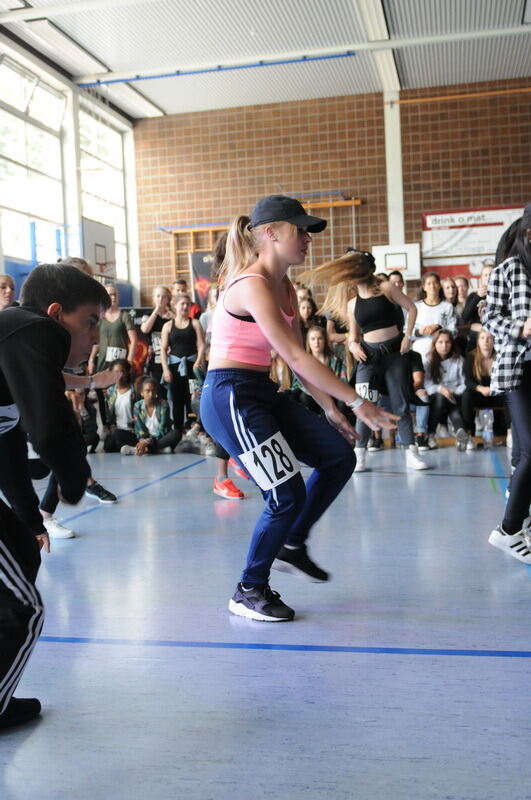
top-left (354, 294), bottom-right (398, 334)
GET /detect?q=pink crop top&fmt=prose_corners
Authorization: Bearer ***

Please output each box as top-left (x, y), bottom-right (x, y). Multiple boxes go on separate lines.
top-left (210, 273), bottom-right (295, 366)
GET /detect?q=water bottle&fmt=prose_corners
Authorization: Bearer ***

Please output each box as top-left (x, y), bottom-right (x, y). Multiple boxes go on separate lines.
top-left (479, 408), bottom-right (494, 448)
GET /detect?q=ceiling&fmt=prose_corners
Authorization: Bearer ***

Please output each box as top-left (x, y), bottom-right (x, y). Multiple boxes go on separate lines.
top-left (0, 0), bottom-right (529, 119)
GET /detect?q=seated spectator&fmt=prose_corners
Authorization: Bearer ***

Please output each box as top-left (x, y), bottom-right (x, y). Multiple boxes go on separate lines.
top-left (298, 297), bottom-right (327, 346)
top-left (454, 275), bottom-right (470, 319)
top-left (295, 284), bottom-right (312, 303)
top-left (412, 272), bottom-right (457, 359)
top-left (441, 275), bottom-right (469, 353)
top-left (0, 274), bottom-right (16, 310)
top-left (408, 350), bottom-right (430, 450)
top-left (103, 359), bottom-right (139, 452)
top-left (121, 376), bottom-right (181, 455)
top-left (291, 325), bottom-right (346, 416)
top-left (270, 350), bottom-right (292, 391)
top-left (441, 277), bottom-right (457, 306)
top-left (461, 260), bottom-right (494, 349)
top-left (462, 329), bottom-right (506, 442)
top-left (424, 329), bottom-right (469, 450)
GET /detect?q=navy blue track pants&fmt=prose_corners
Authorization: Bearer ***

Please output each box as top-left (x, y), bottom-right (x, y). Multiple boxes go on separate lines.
top-left (200, 369), bottom-right (356, 586)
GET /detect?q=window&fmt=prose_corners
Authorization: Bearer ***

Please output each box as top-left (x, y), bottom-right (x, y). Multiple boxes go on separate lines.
top-left (79, 108), bottom-right (128, 279)
top-left (0, 56), bottom-right (65, 129)
top-left (0, 58), bottom-right (65, 263)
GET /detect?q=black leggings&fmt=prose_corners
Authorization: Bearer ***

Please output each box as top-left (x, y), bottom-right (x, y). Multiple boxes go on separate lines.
top-left (145, 429), bottom-right (182, 453)
top-left (427, 393), bottom-right (466, 434)
top-left (460, 389), bottom-right (507, 435)
top-left (103, 429), bottom-right (138, 452)
top-left (354, 336), bottom-right (414, 447)
top-left (169, 366), bottom-right (191, 432)
top-left (502, 362), bottom-right (531, 533)
top-left (104, 427), bottom-right (181, 453)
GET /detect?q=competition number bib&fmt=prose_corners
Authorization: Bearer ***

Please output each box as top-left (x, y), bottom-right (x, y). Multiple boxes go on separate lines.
top-left (239, 432), bottom-right (300, 491)
top-left (355, 382), bottom-right (379, 403)
top-left (151, 332), bottom-right (162, 363)
top-left (106, 346), bottom-right (127, 362)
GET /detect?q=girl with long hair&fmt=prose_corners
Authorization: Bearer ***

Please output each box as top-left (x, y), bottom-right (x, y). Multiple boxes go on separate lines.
top-left (483, 204), bottom-right (531, 564)
top-left (298, 296), bottom-right (327, 346)
top-left (304, 249), bottom-right (427, 473)
top-left (141, 285), bottom-right (174, 385)
top-left (200, 195), bottom-right (396, 621)
top-left (424, 329), bottom-right (468, 450)
top-left (291, 325), bottom-right (346, 416)
top-left (0, 274), bottom-right (15, 310)
top-left (461, 329), bottom-right (505, 443)
top-left (412, 272), bottom-right (457, 359)
top-left (160, 293), bottom-right (205, 434)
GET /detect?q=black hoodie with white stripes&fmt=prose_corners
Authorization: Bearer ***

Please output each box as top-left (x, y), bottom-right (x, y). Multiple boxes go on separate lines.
top-left (0, 305), bottom-right (89, 504)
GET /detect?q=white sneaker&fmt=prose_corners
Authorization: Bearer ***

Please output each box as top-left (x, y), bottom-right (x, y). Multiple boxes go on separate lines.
top-left (160, 446), bottom-right (173, 454)
top-left (427, 434), bottom-right (438, 450)
top-left (405, 444), bottom-right (429, 470)
top-left (488, 525), bottom-right (531, 564)
top-left (43, 517), bottom-right (75, 539)
top-left (354, 448), bottom-right (367, 473)
top-left (120, 445), bottom-right (136, 455)
top-left (466, 438), bottom-right (477, 451)
top-left (455, 428), bottom-right (469, 451)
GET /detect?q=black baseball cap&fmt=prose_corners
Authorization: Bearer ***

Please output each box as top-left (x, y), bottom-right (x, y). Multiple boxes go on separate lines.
top-left (249, 195), bottom-right (327, 233)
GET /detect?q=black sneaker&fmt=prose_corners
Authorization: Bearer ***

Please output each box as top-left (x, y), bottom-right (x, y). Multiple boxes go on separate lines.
top-left (368, 435), bottom-right (384, 452)
top-left (0, 697), bottom-right (41, 731)
top-left (273, 545), bottom-right (330, 582)
top-left (85, 481), bottom-right (117, 504)
top-left (228, 583), bottom-right (295, 621)
top-left (416, 433), bottom-right (429, 451)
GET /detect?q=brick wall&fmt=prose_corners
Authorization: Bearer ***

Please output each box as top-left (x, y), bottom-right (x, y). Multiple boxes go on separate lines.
top-left (401, 78), bottom-right (531, 244)
top-left (134, 94), bottom-right (387, 303)
top-left (134, 78), bottom-right (531, 303)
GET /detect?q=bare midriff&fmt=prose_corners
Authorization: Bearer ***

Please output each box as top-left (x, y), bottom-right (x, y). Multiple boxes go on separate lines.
top-left (363, 324), bottom-right (400, 343)
top-left (208, 357), bottom-right (270, 372)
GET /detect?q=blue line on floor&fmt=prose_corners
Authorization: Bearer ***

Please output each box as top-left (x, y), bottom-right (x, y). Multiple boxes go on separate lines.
top-left (490, 449), bottom-right (509, 496)
top-left (39, 635), bottom-right (531, 658)
top-left (60, 458), bottom-right (206, 524)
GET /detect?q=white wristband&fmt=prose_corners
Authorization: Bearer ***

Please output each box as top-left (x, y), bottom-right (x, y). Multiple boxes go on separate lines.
top-left (347, 396), bottom-right (364, 411)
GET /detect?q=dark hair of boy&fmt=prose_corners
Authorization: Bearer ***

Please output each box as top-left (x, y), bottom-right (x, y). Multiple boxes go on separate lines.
top-left (21, 264), bottom-right (111, 313)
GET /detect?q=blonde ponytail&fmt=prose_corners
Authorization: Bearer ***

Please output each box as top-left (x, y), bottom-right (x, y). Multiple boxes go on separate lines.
top-left (218, 215), bottom-right (258, 288)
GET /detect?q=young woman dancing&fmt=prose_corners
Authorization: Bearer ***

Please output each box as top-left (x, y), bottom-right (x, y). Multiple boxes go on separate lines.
top-left (200, 195), bottom-right (397, 622)
top-left (303, 249), bottom-right (427, 472)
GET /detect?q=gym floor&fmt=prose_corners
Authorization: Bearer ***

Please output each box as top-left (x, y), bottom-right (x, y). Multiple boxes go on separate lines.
top-left (1, 446), bottom-right (530, 800)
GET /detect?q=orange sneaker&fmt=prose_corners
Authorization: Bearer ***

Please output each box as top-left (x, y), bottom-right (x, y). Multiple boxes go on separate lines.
top-left (213, 478), bottom-right (245, 500)
top-left (228, 457), bottom-right (250, 480)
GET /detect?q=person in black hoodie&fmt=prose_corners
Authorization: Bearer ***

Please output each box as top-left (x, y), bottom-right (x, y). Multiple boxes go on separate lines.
top-left (0, 263), bottom-right (110, 731)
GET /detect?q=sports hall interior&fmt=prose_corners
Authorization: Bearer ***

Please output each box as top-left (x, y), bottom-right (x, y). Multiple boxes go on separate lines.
top-left (0, 2), bottom-right (530, 799)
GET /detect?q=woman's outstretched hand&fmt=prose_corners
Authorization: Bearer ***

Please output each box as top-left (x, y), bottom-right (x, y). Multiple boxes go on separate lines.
top-left (353, 400), bottom-right (400, 432)
top-left (325, 406), bottom-right (360, 445)
top-left (92, 368), bottom-right (116, 389)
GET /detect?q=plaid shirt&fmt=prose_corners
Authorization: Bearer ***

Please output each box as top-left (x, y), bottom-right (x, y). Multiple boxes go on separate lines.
top-left (133, 398), bottom-right (171, 439)
top-left (482, 257), bottom-right (531, 393)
